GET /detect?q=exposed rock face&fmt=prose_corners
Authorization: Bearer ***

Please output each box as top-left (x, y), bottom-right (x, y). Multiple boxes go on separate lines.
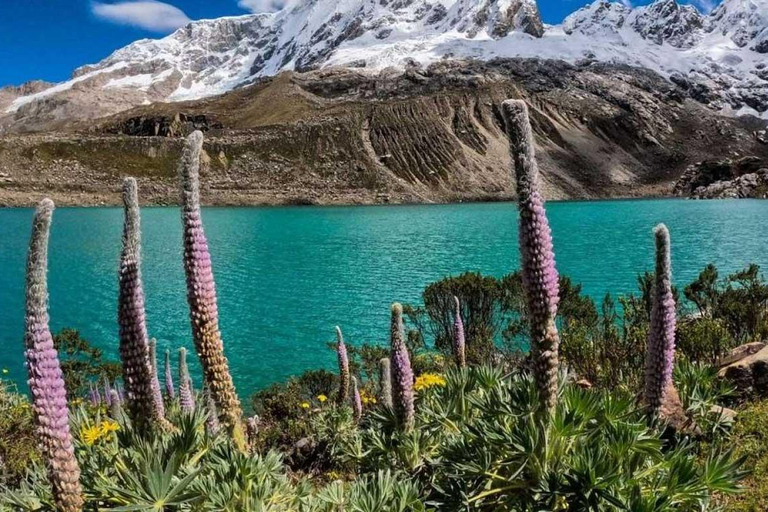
top-left (673, 157), bottom-right (768, 198)
top-left (630, 0), bottom-right (704, 48)
top-left (720, 344), bottom-right (768, 396)
top-left (1, 60), bottom-right (766, 207)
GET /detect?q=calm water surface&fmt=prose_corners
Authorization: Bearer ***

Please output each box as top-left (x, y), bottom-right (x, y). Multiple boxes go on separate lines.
top-left (1, 199), bottom-right (767, 398)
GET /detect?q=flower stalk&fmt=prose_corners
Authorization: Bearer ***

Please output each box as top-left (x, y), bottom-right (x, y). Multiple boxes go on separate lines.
top-left (390, 303), bottom-right (415, 431)
top-left (117, 178), bottom-right (167, 430)
top-left (179, 131), bottom-right (246, 450)
top-left (164, 349), bottom-right (175, 400)
top-left (644, 224), bottom-right (677, 414)
top-left (502, 100), bottom-right (561, 412)
top-left (24, 199), bottom-right (84, 512)
top-left (352, 376), bottom-right (363, 422)
top-left (453, 296), bottom-right (467, 368)
top-left (378, 357), bottom-right (393, 409)
top-left (178, 347), bottom-right (196, 413)
top-left (336, 326), bottom-right (350, 405)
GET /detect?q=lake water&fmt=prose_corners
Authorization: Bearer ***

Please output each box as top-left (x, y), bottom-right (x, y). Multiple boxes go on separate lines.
top-left (1, 199), bottom-right (767, 398)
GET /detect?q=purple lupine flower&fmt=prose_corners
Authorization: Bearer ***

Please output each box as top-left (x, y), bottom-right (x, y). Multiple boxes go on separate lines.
top-left (103, 378), bottom-right (113, 408)
top-left (453, 296), bottom-right (467, 368)
top-left (149, 338), bottom-right (165, 419)
top-left (23, 199), bottom-right (84, 512)
top-left (118, 178), bottom-right (166, 430)
top-left (378, 357), bottom-right (393, 409)
top-left (88, 382), bottom-right (101, 407)
top-left (351, 376), bottom-right (363, 422)
top-left (164, 349), bottom-right (175, 400)
top-left (335, 326), bottom-right (350, 405)
top-left (116, 382), bottom-right (125, 404)
top-left (390, 303), bottom-right (415, 431)
top-left (179, 131), bottom-right (245, 450)
top-left (109, 390), bottom-right (122, 419)
top-left (204, 388), bottom-right (221, 436)
top-left (502, 100), bottom-right (561, 412)
top-left (246, 415), bottom-right (260, 453)
top-left (644, 224), bottom-right (677, 414)
top-left (178, 348), bottom-right (195, 413)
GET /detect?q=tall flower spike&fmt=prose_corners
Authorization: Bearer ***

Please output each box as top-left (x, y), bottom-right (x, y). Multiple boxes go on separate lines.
top-left (149, 338), bottom-right (165, 419)
top-left (164, 349), bottom-right (175, 400)
top-left (103, 378), bottom-right (113, 408)
top-left (378, 357), bottom-right (393, 409)
top-left (351, 376), bottom-right (363, 422)
top-left (336, 326), bottom-right (350, 405)
top-left (205, 388), bottom-right (221, 436)
top-left (88, 382), bottom-right (101, 407)
top-left (109, 390), bottom-right (122, 419)
top-left (502, 100), bottom-right (561, 412)
top-left (118, 177), bottom-right (166, 430)
top-left (179, 131), bottom-right (246, 450)
top-left (453, 296), bottom-right (467, 368)
top-left (390, 303), bottom-right (415, 431)
top-left (178, 347), bottom-right (195, 413)
top-left (644, 224), bottom-right (677, 414)
top-left (246, 416), bottom-right (260, 453)
top-left (24, 199), bottom-right (84, 512)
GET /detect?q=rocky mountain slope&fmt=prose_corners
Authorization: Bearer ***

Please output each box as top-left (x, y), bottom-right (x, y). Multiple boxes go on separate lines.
top-left (1, 59), bottom-right (766, 207)
top-left (1, 0), bottom-right (767, 134)
top-left (0, 0), bottom-right (767, 206)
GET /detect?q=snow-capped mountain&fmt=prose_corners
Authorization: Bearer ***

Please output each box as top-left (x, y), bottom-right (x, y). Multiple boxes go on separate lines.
top-left (2, 0), bottom-right (767, 127)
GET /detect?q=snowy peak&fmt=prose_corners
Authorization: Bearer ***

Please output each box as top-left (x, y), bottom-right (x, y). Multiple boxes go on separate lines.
top-left (2, 0), bottom-right (768, 129)
top-left (708, 0), bottom-right (768, 52)
top-left (631, 0), bottom-right (704, 48)
top-left (564, 0), bottom-right (704, 48)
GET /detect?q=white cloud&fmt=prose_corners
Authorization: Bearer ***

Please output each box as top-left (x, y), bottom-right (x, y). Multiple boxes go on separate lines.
top-left (620, 0), bottom-right (633, 7)
top-left (92, 1), bottom-right (192, 32)
top-left (238, 0), bottom-right (287, 13)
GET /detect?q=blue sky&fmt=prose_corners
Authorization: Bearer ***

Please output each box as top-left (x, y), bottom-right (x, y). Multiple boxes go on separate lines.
top-left (0, 0), bottom-right (718, 88)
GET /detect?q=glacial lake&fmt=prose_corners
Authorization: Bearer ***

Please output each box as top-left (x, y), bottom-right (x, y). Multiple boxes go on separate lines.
top-left (1, 199), bottom-right (767, 398)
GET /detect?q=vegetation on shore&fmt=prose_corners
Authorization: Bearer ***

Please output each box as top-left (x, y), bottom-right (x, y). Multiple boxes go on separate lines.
top-left (1, 100), bottom-right (767, 510)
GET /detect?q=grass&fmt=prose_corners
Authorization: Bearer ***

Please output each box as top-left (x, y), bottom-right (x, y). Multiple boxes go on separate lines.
top-left (719, 399), bottom-right (768, 511)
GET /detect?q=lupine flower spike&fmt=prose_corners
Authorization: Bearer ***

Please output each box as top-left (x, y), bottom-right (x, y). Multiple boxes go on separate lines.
top-left (179, 131), bottom-right (246, 450)
top-left (109, 390), bottom-right (122, 419)
top-left (103, 378), bottom-right (113, 408)
top-left (336, 326), bottom-right (350, 405)
top-left (351, 376), bottom-right (363, 422)
top-left (178, 348), bottom-right (196, 413)
top-left (149, 338), bottom-right (165, 418)
top-left (88, 382), bottom-right (101, 407)
top-left (390, 303), bottom-right (415, 431)
top-left (502, 100), bottom-right (561, 413)
top-left (453, 296), bottom-right (467, 368)
top-left (246, 416), bottom-right (260, 452)
top-left (24, 199), bottom-right (84, 512)
top-left (644, 224), bottom-right (678, 415)
top-left (118, 178), bottom-right (167, 430)
top-left (205, 388), bottom-right (221, 436)
top-left (378, 357), bottom-right (393, 409)
top-left (164, 349), bottom-right (175, 400)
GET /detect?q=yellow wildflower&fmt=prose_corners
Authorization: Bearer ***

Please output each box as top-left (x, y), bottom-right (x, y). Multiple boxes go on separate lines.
top-left (300, 402), bottom-right (310, 409)
top-left (414, 373), bottom-right (446, 392)
top-left (80, 425), bottom-right (102, 446)
top-left (100, 420), bottom-right (120, 435)
top-left (317, 394), bottom-right (328, 403)
top-left (359, 390), bottom-right (377, 406)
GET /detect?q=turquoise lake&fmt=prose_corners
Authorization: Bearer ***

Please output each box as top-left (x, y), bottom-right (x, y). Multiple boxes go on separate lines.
top-left (1, 199), bottom-right (767, 399)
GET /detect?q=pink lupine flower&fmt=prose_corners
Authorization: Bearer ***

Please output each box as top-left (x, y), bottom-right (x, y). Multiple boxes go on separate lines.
top-left (502, 100), bottom-right (561, 412)
top-left (179, 131), bottom-right (246, 450)
top-left (24, 199), bottom-right (84, 512)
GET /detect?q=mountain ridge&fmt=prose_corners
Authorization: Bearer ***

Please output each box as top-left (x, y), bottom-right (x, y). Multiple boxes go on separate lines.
top-left (1, 0), bottom-right (767, 134)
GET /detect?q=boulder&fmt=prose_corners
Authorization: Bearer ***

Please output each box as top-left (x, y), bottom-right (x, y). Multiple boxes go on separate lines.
top-left (709, 405), bottom-right (737, 423)
top-left (717, 342), bottom-right (766, 367)
top-left (719, 345), bottom-right (768, 395)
